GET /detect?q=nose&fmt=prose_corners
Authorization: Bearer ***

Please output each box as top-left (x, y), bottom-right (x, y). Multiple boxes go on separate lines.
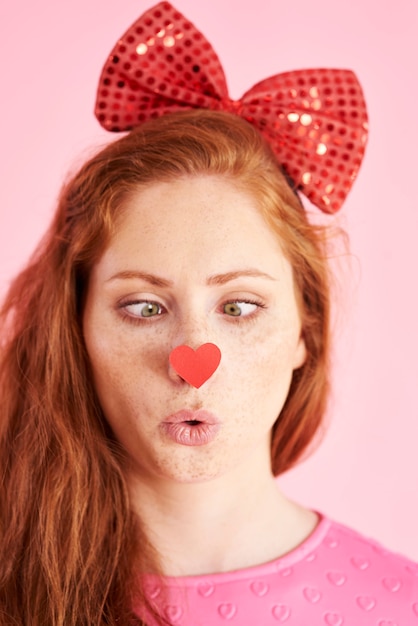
top-left (169, 343), bottom-right (222, 388)
top-left (167, 310), bottom-right (221, 387)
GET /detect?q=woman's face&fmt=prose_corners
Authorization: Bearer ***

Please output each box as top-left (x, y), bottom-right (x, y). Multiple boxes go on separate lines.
top-left (83, 175), bottom-right (306, 484)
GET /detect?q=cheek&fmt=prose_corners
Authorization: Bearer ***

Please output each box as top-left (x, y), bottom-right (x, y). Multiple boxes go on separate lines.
top-left (219, 323), bottom-right (300, 408)
top-left (83, 316), bottom-right (134, 413)
top-left (89, 339), bottom-right (153, 398)
top-left (85, 311), bottom-right (163, 380)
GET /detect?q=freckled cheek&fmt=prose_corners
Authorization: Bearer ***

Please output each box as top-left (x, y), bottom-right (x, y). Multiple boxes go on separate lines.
top-left (91, 325), bottom-right (166, 376)
top-left (221, 323), bottom-right (297, 378)
top-left (85, 332), bottom-right (138, 404)
top-left (225, 342), bottom-right (292, 394)
top-left (215, 332), bottom-right (296, 421)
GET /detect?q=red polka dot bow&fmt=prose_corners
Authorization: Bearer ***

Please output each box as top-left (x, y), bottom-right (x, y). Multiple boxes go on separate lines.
top-left (95, 1), bottom-right (368, 213)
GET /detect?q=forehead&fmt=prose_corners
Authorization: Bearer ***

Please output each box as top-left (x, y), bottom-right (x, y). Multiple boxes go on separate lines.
top-left (101, 175), bottom-right (290, 274)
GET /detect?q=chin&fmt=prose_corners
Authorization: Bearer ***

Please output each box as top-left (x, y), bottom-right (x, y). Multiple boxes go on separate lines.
top-left (147, 452), bottom-right (232, 485)
top-left (159, 465), bottom-right (224, 484)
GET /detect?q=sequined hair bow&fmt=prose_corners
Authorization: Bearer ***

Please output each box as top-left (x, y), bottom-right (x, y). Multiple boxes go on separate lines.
top-left (95, 1), bottom-right (368, 213)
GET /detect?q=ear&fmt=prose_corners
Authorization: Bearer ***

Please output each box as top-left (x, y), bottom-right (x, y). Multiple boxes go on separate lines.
top-left (292, 334), bottom-right (307, 370)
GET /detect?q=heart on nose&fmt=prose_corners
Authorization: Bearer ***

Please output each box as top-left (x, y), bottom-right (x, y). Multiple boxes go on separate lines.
top-left (169, 343), bottom-right (221, 388)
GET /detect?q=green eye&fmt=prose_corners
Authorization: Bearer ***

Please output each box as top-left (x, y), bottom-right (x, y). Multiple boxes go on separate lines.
top-left (223, 301), bottom-right (259, 317)
top-left (223, 302), bottom-right (243, 316)
top-left (140, 302), bottom-right (162, 317)
top-left (124, 301), bottom-right (163, 318)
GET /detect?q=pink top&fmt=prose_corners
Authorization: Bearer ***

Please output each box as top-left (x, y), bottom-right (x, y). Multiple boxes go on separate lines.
top-left (140, 515), bottom-right (418, 625)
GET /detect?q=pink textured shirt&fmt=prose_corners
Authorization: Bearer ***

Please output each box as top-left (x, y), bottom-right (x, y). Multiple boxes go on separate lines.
top-left (140, 515), bottom-right (418, 625)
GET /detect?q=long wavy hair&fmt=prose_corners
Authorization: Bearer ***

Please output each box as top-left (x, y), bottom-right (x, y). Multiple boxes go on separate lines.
top-left (0, 110), bottom-right (331, 625)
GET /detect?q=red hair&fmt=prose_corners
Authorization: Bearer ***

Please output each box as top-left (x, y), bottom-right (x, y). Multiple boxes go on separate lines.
top-left (0, 110), bottom-right (330, 625)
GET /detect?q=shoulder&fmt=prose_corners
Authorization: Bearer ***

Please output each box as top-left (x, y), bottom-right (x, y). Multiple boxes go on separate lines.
top-left (293, 515), bottom-right (418, 620)
top-left (318, 515), bottom-right (418, 580)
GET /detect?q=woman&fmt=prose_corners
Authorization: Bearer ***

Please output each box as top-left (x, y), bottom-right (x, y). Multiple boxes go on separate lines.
top-left (0, 3), bottom-right (417, 625)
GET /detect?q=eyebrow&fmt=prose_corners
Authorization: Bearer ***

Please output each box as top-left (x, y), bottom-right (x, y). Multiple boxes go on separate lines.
top-left (107, 269), bottom-right (277, 286)
top-left (206, 269), bottom-right (277, 285)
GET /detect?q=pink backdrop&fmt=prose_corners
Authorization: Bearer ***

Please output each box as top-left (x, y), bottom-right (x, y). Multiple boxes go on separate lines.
top-left (1, 1), bottom-right (417, 559)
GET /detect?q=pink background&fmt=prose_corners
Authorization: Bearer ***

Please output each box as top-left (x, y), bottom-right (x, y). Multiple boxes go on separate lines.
top-left (1, 1), bottom-right (417, 559)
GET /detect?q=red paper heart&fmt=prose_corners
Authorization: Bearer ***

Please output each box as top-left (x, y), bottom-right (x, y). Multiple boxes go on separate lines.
top-left (169, 343), bottom-right (221, 388)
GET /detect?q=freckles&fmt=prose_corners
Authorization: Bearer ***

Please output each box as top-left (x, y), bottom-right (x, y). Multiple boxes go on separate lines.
top-left (109, 330), bottom-right (168, 380)
top-left (236, 332), bottom-right (295, 375)
top-left (150, 444), bottom-right (225, 482)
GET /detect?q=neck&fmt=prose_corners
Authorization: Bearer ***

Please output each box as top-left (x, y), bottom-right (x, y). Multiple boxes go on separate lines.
top-left (127, 453), bottom-right (317, 576)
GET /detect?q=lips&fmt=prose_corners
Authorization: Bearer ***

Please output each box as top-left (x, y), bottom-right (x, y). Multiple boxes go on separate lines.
top-left (160, 409), bottom-right (221, 446)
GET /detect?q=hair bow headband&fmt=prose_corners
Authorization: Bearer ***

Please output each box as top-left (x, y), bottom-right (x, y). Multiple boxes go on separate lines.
top-left (95, 1), bottom-right (368, 213)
